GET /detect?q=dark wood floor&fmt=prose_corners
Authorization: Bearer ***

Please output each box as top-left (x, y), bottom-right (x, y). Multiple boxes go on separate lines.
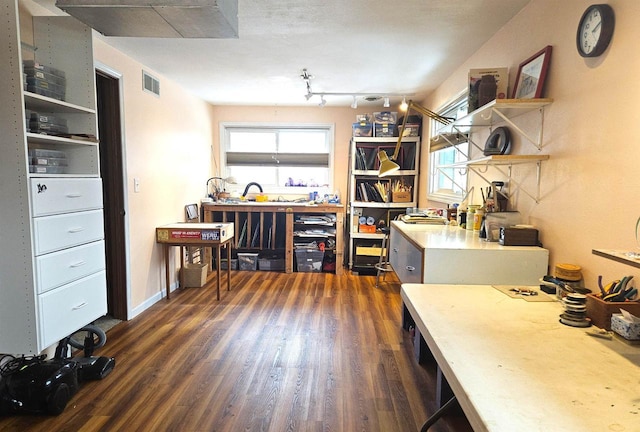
top-left (0, 270), bottom-right (472, 432)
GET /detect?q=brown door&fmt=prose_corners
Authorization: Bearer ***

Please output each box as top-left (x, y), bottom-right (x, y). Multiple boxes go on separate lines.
top-left (96, 69), bottom-right (128, 320)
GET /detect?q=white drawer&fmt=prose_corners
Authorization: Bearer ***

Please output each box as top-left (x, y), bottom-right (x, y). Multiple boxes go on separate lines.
top-left (30, 178), bottom-right (103, 217)
top-left (36, 240), bottom-right (106, 294)
top-left (390, 227), bottom-right (423, 284)
top-left (38, 270), bottom-right (107, 350)
top-left (33, 210), bottom-right (104, 256)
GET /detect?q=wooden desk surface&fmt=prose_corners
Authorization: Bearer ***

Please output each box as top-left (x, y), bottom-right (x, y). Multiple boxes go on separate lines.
top-left (401, 283), bottom-right (640, 432)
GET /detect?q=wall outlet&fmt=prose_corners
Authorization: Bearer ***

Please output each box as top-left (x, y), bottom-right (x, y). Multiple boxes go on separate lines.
top-left (134, 178), bottom-right (140, 193)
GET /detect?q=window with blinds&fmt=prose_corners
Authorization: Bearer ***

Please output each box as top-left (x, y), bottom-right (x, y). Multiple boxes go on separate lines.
top-left (220, 124), bottom-right (334, 193)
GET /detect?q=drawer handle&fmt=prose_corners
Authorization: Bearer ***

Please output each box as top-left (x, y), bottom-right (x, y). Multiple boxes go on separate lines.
top-left (406, 266), bottom-right (415, 272)
top-left (72, 302), bottom-right (87, 310)
top-left (393, 248), bottom-right (399, 253)
top-left (69, 260), bottom-right (86, 268)
top-left (68, 227), bottom-right (86, 233)
top-left (66, 193), bottom-right (83, 198)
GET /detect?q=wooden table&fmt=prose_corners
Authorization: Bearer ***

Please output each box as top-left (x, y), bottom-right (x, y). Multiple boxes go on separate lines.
top-left (156, 223), bottom-right (234, 300)
top-left (202, 203), bottom-right (343, 274)
top-left (401, 283), bottom-right (640, 432)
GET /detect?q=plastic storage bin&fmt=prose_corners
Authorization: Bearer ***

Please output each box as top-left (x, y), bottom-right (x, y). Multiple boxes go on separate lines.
top-left (237, 253), bottom-right (259, 271)
top-left (295, 249), bottom-right (324, 272)
top-left (258, 258), bottom-right (285, 271)
top-left (219, 258), bottom-right (237, 270)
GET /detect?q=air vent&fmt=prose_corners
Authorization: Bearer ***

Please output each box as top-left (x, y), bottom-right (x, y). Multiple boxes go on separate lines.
top-left (142, 71), bottom-right (160, 97)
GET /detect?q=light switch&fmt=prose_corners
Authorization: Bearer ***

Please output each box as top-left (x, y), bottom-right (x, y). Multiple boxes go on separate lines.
top-left (134, 178), bottom-right (140, 193)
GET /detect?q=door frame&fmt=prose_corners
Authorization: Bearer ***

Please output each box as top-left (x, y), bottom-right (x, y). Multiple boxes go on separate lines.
top-left (95, 61), bottom-right (131, 320)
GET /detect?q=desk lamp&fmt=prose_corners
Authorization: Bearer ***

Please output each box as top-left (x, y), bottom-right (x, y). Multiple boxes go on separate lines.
top-left (377, 100), bottom-right (453, 177)
top-left (206, 176), bottom-right (237, 199)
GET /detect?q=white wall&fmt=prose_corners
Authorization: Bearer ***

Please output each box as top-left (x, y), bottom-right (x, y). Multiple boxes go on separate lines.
top-left (424, 0), bottom-right (640, 288)
top-left (93, 38), bottom-right (215, 314)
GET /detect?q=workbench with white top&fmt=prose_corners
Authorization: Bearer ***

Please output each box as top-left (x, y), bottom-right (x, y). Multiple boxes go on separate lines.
top-left (390, 221), bottom-right (549, 285)
top-left (402, 283), bottom-right (640, 432)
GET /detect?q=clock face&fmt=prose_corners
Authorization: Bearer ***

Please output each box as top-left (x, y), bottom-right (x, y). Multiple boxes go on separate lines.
top-left (577, 4), bottom-right (615, 58)
top-left (579, 8), bottom-right (602, 55)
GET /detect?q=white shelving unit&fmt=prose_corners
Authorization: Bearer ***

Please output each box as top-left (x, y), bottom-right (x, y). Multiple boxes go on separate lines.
top-left (0, 2), bottom-right (107, 354)
top-left (347, 136), bottom-right (420, 273)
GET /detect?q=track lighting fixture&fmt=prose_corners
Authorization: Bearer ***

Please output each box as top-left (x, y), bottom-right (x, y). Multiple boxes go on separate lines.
top-left (300, 68), bottom-right (413, 108)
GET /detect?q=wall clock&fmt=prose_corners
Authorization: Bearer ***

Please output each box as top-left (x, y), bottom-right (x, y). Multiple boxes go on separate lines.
top-left (576, 4), bottom-right (615, 57)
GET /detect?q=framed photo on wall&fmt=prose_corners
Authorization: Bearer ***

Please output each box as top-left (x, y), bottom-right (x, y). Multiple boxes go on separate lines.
top-left (512, 45), bottom-right (552, 99)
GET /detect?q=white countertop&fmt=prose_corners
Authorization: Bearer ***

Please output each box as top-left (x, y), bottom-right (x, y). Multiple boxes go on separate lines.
top-left (391, 220), bottom-right (544, 252)
top-left (402, 283), bottom-right (640, 432)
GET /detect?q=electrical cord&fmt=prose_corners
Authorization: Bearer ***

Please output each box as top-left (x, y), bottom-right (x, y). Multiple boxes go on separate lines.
top-left (0, 354), bottom-right (47, 377)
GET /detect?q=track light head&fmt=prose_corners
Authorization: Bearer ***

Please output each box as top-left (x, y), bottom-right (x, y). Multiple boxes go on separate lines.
top-left (400, 96), bottom-right (408, 111)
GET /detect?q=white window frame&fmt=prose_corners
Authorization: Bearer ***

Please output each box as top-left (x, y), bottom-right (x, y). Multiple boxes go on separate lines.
top-left (427, 91), bottom-right (469, 204)
top-left (219, 122), bottom-right (335, 196)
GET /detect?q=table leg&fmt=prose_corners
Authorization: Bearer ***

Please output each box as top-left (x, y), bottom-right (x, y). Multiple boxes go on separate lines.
top-left (164, 244), bottom-right (171, 300)
top-left (216, 245), bottom-right (221, 301)
top-left (226, 241), bottom-right (231, 292)
top-left (179, 246), bottom-right (185, 290)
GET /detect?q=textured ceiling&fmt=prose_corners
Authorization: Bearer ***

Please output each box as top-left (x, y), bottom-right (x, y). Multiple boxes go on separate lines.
top-left (32, 0), bottom-right (531, 107)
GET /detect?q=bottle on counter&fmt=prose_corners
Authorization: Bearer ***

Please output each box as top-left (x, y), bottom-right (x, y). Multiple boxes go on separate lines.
top-left (466, 205), bottom-right (480, 231)
top-left (473, 208), bottom-right (484, 232)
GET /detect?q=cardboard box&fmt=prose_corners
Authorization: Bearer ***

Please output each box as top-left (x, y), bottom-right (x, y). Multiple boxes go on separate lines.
top-left (392, 191), bottom-right (412, 202)
top-left (468, 67), bottom-right (508, 111)
top-left (586, 294), bottom-right (640, 330)
top-left (611, 313), bottom-right (640, 340)
top-left (182, 263), bottom-right (208, 287)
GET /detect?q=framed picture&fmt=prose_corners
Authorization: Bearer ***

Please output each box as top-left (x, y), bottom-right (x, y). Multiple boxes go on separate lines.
top-left (185, 203), bottom-right (199, 221)
top-left (512, 45), bottom-right (552, 99)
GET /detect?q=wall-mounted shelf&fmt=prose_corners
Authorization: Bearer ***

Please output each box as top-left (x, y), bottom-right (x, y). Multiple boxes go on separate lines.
top-left (592, 249), bottom-right (640, 269)
top-left (441, 154), bottom-right (550, 169)
top-left (436, 98), bottom-right (553, 151)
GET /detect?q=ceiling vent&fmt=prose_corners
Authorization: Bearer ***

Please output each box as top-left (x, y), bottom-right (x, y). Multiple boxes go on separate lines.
top-left (55, 0), bottom-right (238, 38)
top-left (142, 71), bottom-right (160, 96)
